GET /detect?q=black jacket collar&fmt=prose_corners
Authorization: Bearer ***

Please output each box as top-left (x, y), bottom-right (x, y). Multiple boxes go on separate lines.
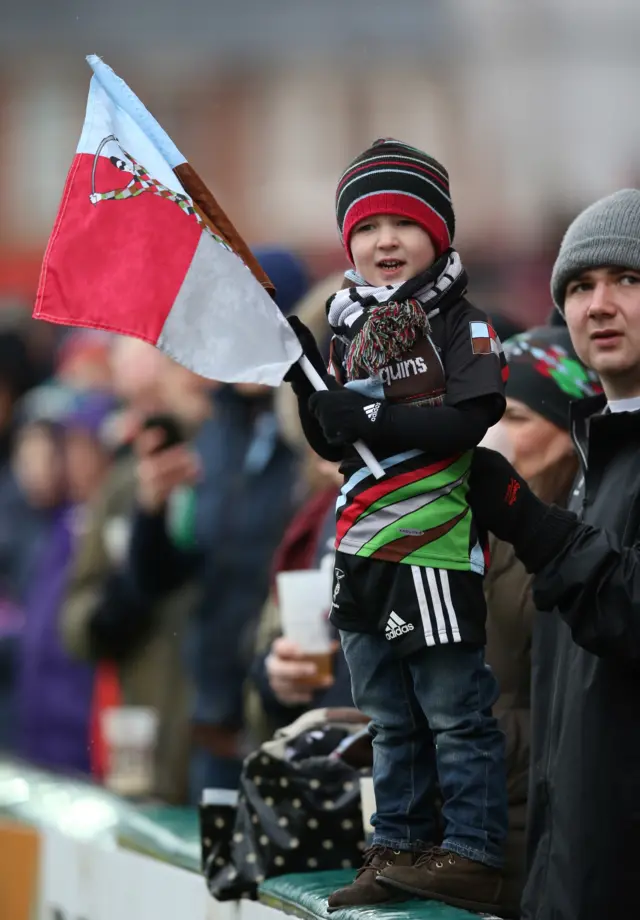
top-left (570, 392), bottom-right (640, 472)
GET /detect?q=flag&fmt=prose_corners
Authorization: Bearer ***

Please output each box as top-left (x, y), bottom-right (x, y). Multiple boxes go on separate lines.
top-left (33, 56), bottom-right (302, 387)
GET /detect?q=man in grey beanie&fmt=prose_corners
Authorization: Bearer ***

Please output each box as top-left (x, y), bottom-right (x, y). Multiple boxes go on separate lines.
top-left (551, 188), bottom-right (640, 313)
top-left (463, 189), bottom-right (640, 919)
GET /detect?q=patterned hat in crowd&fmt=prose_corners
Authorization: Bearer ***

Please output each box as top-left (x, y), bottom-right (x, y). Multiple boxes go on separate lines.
top-left (335, 138), bottom-right (455, 261)
top-left (504, 325), bottom-right (602, 431)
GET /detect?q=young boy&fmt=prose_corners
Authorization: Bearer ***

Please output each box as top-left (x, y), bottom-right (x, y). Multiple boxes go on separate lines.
top-left (285, 138), bottom-right (508, 915)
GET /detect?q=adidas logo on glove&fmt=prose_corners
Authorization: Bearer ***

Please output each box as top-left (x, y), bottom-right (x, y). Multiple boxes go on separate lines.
top-left (363, 402), bottom-right (381, 423)
top-left (385, 611), bottom-right (415, 640)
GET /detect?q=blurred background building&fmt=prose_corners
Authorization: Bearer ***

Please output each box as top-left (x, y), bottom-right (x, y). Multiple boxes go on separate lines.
top-left (1, 0), bottom-right (640, 323)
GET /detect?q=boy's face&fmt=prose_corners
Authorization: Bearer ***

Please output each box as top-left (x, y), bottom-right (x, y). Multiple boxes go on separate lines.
top-left (349, 214), bottom-right (436, 287)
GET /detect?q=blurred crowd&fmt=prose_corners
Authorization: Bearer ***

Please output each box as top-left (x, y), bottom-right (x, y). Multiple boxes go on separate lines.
top-left (0, 241), bottom-right (532, 806)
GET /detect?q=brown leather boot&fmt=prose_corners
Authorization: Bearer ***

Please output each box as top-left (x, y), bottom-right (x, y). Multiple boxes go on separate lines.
top-left (378, 846), bottom-right (503, 914)
top-left (326, 846), bottom-right (416, 912)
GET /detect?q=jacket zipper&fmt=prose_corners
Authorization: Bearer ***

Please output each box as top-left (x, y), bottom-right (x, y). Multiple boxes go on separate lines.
top-left (572, 417), bottom-right (588, 473)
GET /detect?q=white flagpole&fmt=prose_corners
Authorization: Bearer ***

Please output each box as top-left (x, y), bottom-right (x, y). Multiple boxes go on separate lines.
top-left (298, 356), bottom-right (385, 480)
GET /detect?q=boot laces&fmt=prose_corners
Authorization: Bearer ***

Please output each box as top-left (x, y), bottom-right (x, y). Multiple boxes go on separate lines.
top-left (356, 845), bottom-right (399, 878)
top-left (414, 846), bottom-right (456, 869)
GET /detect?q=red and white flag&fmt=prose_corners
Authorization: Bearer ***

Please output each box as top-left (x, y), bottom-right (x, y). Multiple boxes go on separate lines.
top-left (33, 56), bottom-right (302, 386)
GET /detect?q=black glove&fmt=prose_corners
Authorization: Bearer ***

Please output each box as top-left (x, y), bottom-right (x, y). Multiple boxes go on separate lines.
top-left (284, 316), bottom-right (328, 393)
top-left (469, 447), bottom-right (578, 572)
top-left (308, 388), bottom-right (385, 445)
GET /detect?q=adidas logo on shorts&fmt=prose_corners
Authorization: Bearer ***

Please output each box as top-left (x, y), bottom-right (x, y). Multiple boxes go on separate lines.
top-left (385, 611), bottom-right (415, 640)
top-left (363, 402), bottom-right (381, 422)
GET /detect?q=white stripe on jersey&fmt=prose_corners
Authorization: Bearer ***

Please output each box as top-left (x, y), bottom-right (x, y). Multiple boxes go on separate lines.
top-left (411, 566), bottom-right (435, 647)
top-left (438, 570), bottom-right (462, 643)
top-left (337, 449), bottom-right (424, 510)
top-left (411, 567), bottom-right (463, 646)
top-left (426, 568), bottom-right (449, 643)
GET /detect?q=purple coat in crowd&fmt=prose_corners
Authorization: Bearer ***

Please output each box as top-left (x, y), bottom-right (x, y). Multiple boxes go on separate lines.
top-left (18, 506), bottom-right (95, 774)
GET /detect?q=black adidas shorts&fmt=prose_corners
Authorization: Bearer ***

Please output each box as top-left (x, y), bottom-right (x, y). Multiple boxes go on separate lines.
top-left (330, 550), bottom-right (487, 657)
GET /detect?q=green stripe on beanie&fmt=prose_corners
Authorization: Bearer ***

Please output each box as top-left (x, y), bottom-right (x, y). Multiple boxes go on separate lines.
top-left (504, 325), bottom-right (602, 430)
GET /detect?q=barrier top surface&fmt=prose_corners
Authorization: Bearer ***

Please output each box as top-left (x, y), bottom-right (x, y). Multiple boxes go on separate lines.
top-left (259, 870), bottom-right (504, 920)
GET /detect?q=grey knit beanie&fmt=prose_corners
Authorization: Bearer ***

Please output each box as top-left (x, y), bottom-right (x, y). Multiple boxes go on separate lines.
top-left (551, 189), bottom-right (640, 311)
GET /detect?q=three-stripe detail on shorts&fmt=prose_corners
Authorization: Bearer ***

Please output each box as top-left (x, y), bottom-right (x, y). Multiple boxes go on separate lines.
top-left (411, 566), bottom-right (462, 646)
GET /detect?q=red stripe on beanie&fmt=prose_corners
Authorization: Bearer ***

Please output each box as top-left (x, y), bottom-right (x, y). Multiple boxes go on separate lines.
top-left (342, 192), bottom-right (451, 262)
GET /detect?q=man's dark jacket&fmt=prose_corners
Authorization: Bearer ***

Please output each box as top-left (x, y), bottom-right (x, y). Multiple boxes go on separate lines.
top-left (523, 394), bottom-right (640, 920)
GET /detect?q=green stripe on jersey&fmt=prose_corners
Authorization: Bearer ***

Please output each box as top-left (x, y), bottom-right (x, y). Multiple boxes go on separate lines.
top-left (357, 476), bottom-right (470, 557)
top-left (402, 514), bottom-right (472, 566)
top-left (354, 452), bottom-right (472, 525)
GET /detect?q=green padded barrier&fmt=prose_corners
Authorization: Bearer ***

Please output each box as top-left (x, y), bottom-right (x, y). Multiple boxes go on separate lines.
top-left (120, 804), bottom-right (201, 871)
top-left (259, 871), bottom-right (502, 920)
top-left (0, 758), bottom-right (201, 872)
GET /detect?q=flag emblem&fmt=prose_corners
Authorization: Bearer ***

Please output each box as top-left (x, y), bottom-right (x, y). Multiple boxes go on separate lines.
top-left (470, 321), bottom-right (502, 356)
top-left (470, 321), bottom-right (509, 382)
top-left (89, 135), bottom-right (214, 230)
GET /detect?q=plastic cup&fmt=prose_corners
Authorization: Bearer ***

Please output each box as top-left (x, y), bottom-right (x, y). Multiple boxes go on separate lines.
top-left (101, 706), bottom-right (159, 798)
top-left (276, 569), bottom-right (333, 686)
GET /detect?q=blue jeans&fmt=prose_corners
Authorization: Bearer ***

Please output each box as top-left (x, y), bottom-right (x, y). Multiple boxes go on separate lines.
top-left (340, 631), bottom-right (507, 867)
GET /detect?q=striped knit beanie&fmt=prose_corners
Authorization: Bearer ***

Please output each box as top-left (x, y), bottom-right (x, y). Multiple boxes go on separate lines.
top-left (335, 138), bottom-right (455, 261)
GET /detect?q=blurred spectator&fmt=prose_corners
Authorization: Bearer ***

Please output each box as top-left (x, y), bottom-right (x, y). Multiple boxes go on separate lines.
top-left (61, 338), bottom-right (209, 802)
top-left (0, 329), bottom-right (46, 749)
top-left (126, 247), bottom-right (309, 798)
top-left (55, 330), bottom-right (114, 392)
top-left (0, 330), bottom-right (43, 594)
top-left (245, 271), bottom-right (352, 742)
top-left (245, 451), bottom-right (349, 744)
top-left (16, 393), bottom-right (115, 774)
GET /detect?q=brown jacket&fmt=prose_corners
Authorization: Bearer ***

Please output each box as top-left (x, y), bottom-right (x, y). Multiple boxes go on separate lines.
top-left (60, 453), bottom-right (199, 803)
top-left (484, 535), bottom-right (535, 915)
top-left (485, 535), bottom-right (534, 813)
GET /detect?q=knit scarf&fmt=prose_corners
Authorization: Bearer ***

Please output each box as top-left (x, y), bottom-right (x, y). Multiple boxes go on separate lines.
top-left (327, 249), bottom-right (466, 379)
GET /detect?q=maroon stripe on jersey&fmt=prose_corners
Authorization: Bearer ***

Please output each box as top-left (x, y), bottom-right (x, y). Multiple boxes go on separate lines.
top-left (368, 508), bottom-right (469, 562)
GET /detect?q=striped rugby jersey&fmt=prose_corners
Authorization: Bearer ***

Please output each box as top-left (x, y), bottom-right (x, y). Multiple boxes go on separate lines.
top-left (330, 298), bottom-right (507, 572)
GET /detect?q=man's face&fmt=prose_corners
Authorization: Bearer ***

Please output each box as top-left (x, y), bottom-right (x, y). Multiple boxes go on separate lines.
top-left (349, 215), bottom-right (436, 287)
top-left (564, 266), bottom-right (640, 399)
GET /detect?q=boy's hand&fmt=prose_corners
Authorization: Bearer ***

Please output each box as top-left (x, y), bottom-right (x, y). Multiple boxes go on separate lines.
top-left (469, 447), bottom-right (577, 572)
top-left (308, 389), bottom-right (385, 445)
top-left (284, 316), bottom-right (327, 390)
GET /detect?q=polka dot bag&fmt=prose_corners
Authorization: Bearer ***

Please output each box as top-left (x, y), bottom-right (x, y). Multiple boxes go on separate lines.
top-left (206, 707), bottom-right (371, 900)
